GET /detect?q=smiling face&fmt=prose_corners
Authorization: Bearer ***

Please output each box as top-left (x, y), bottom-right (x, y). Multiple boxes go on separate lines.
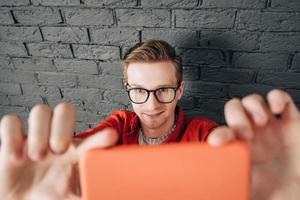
top-left (126, 61), bottom-right (184, 137)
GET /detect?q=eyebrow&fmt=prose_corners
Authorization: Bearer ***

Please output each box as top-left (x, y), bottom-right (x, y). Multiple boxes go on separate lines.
top-left (128, 83), bottom-right (176, 89)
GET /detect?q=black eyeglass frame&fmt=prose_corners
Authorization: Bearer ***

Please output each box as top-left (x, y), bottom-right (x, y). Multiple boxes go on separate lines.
top-left (125, 83), bottom-right (181, 104)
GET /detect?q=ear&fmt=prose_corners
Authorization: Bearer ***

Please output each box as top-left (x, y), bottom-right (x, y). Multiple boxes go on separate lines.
top-left (177, 81), bottom-right (185, 100)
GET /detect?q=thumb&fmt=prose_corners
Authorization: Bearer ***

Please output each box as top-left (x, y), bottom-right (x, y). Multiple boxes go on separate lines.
top-left (75, 128), bottom-right (119, 158)
top-left (207, 126), bottom-right (236, 147)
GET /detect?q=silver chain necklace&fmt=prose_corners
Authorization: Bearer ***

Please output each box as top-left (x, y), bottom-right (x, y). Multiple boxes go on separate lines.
top-left (138, 116), bottom-right (177, 145)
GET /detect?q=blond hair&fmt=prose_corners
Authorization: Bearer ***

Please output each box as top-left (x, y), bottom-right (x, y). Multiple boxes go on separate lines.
top-left (122, 40), bottom-right (183, 85)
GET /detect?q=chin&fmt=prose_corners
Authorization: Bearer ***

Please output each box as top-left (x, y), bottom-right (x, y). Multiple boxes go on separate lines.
top-left (142, 118), bottom-right (164, 129)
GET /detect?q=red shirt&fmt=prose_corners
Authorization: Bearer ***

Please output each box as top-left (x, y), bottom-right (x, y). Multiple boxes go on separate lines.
top-left (75, 107), bottom-right (218, 144)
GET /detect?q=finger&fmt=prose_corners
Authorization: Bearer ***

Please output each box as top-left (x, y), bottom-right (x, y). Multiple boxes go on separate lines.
top-left (224, 98), bottom-right (254, 140)
top-left (267, 89), bottom-right (300, 120)
top-left (241, 94), bottom-right (270, 127)
top-left (207, 126), bottom-right (236, 147)
top-left (28, 104), bottom-right (52, 161)
top-left (0, 115), bottom-right (24, 161)
top-left (50, 103), bottom-right (76, 154)
top-left (75, 128), bottom-right (118, 159)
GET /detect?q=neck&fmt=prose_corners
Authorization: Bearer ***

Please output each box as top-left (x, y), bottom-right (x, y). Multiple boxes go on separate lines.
top-left (141, 113), bottom-right (175, 138)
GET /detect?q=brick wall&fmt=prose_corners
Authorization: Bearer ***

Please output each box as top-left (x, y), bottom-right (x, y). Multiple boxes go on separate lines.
top-left (0, 0), bottom-right (299, 130)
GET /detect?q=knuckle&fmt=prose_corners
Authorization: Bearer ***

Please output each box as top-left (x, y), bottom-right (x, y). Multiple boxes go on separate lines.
top-left (242, 93), bottom-right (264, 105)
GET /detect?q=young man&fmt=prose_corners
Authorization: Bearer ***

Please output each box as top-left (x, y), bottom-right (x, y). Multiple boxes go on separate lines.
top-left (75, 40), bottom-right (218, 144)
top-left (0, 40), bottom-right (300, 200)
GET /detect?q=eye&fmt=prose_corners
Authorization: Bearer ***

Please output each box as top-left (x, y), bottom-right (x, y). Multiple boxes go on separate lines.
top-left (135, 88), bottom-right (146, 94)
top-left (158, 88), bottom-right (170, 93)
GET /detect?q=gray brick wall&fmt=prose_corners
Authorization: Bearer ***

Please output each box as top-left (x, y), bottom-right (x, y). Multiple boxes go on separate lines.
top-left (0, 0), bottom-right (299, 130)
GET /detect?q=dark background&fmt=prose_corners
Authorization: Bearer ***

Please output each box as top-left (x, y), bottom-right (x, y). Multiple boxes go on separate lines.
top-left (0, 0), bottom-right (299, 130)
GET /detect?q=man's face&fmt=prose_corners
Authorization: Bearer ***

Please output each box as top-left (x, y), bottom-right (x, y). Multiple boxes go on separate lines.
top-left (126, 61), bottom-right (184, 130)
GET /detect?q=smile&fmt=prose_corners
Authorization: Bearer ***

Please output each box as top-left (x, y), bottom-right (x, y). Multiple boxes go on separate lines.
top-left (144, 111), bottom-right (164, 118)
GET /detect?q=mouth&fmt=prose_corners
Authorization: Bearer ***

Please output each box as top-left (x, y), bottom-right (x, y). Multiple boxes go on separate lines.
top-left (143, 111), bottom-right (164, 119)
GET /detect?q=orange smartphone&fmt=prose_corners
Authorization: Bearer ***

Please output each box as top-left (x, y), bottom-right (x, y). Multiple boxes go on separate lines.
top-left (79, 142), bottom-right (250, 200)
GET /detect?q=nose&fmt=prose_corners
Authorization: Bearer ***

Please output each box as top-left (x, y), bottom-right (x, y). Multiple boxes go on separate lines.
top-left (146, 92), bottom-right (160, 110)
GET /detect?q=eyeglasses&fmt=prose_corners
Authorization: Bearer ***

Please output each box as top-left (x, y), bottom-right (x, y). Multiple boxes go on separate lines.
top-left (126, 84), bottom-right (180, 104)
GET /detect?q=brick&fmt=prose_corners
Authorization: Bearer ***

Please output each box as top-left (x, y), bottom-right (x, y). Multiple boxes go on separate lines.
top-left (271, 0), bottom-right (300, 11)
top-left (228, 84), bottom-right (274, 98)
top-left (0, 70), bottom-right (36, 84)
top-left (8, 95), bottom-right (44, 107)
top-left (260, 33), bottom-right (300, 52)
top-left (90, 28), bottom-right (139, 45)
top-left (54, 59), bottom-right (98, 74)
top-left (142, 29), bottom-right (198, 47)
top-left (232, 52), bottom-right (289, 71)
top-left (77, 109), bottom-right (106, 123)
top-left (0, 0), bottom-right (30, 6)
top-left (116, 9), bottom-right (170, 27)
top-left (141, 0), bottom-right (197, 7)
top-left (0, 56), bottom-right (13, 70)
top-left (291, 53), bottom-right (300, 71)
top-left (22, 84), bottom-right (61, 99)
top-left (32, 0), bottom-right (80, 6)
top-left (103, 89), bottom-right (130, 104)
top-left (64, 8), bottom-right (114, 26)
top-left (257, 72), bottom-right (300, 88)
top-left (0, 26), bottom-right (42, 42)
top-left (184, 107), bottom-right (224, 123)
top-left (0, 94), bottom-right (9, 105)
top-left (196, 98), bottom-right (226, 115)
top-left (84, 99), bottom-right (125, 115)
top-left (201, 67), bottom-right (255, 84)
top-left (178, 96), bottom-right (196, 110)
top-left (84, 0), bottom-right (137, 6)
top-left (237, 11), bottom-right (300, 32)
top-left (12, 57), bottom-right (55, 72)
top-left (78, 74), bottom-right (123, 89)
top-left (0, 83), bottom-right (22, 95)
top-left (73, 44), bottom-right (120, 60)
top-left (0, 41), bottom-right (27, 56)
top-left (178, 48), bottom-right (226, 65)
top-left (200, 31), bottom-right (259, 50)
top-left (0, 105), bottom-right (27, 119)
top-left (0, 9), bottom-right (14, 25)
top-left (184, 81), bottom-right (228, 98)
top-left (37, 72), bottom-right (77, 87)
top-left (27, 43), bottom-right (73, 58)
top-left (75, 122), bottom-right (90, 132)
top-left (174, 9), bottom-right (235, 28)
top-left (183, 67), bottom-right (199, 80)
top-left (202, 0), bottom-right (266, 8)
top-left (44, 97), bottom-right (65, 107)
top-left (62, 88), bottom-right (103, 101)
top-left (49, 97), bottom-right (82, 108)
top-left (99, 61), bottom-right (123, 76)
top-left (13, 7), bottom-right (62, 25)
top-left (42, 27), bottom-right (89, 43)
top-left (198, 104), bottom-right (225, 123)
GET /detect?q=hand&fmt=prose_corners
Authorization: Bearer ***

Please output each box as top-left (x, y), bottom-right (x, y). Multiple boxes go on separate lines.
top-left (208, 89), bottom-right (300, 200)
top-left (0, 103), bottom-right (118, 200)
